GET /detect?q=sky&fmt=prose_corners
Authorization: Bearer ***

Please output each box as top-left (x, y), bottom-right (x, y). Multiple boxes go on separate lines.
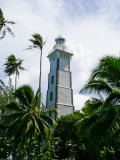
top-left (0, 0), bottom-right (120, 110)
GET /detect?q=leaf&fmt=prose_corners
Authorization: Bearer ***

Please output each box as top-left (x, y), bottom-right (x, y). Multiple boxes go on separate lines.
top-left (5, 101), bottom-right (24, 112)
top-left (15, 85), bottom-right (34, 106)
top-left (0, 27), bottom-right (6, 39)
top-left (3, 112), bottom-right (24, 125)
top-left (80, 79), bottom-right (112, 96)
top-left (6, 21), bottom-right (15, 24)
top-left (0, 8), bottom-right (4, 20)
top-left (40, 114), bottom-right (55, 130)
top-left (6, 25), bottom-right (15, 37)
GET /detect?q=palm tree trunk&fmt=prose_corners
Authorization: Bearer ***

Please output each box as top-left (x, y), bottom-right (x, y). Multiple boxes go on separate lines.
top-left (15, 70), bottom-right (17, 90)
top-left (39, 49), bottom-right (42, 105)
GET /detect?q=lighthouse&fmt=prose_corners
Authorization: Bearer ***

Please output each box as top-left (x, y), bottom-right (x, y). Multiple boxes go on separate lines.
top-left (46, 36), bottom-right (74, 119)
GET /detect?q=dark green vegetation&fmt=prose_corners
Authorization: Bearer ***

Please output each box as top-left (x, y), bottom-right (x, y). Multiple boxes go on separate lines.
top-left (0, 57), bottom-right (57, 159)
top-left (0, 8), bottom-right (120, 160)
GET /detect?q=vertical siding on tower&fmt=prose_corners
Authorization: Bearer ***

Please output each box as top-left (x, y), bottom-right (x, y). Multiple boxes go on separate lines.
top-left (55, 58), bottom-right (59, 109)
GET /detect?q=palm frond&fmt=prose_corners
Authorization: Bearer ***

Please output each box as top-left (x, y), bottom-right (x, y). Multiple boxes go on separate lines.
top-left (89, 107), bottom-right (116, 145)
top-left (6, 25), bottom-right (15, 37)
top-left (26, 45), bottom-right (38, 50)
top-left (14, 113), bottom-right (30, 139)
top-left (103, 89), bottom-right (120, 107)
top-left (91, 56), bottom-right (120, 88)
top-left (40, 114), bottom-right (56, 130)
top-left (6, 21), bottom-right (15, 24)
top-left (41, 107), bottom-right (58, 116)
top-left (7, 113), bottom-right (30, 139)
top-left (108, 112), bottom-right (120, 135)
top-left (18, 66), bottom-right (25, 71)
top-left (0, 8), bottom-right (4, 20)
top-left (80, 79), bottom-right (112, 96)
top-left (5, 101), bottom-right (24, 112)
top-left (3, 112), bottom-right (24, 125)
top-left (36, 116), bottom-right (45, 136)
top-left (76, 113), bottom-right (99, 139)
top-left (0, 27), bottom-right (6, 39)
top-left (0, 79), bottom-right (5, 86)
top-left (24, 120), bottom-right (34, 137)
top-left (6, 118), bottom-right (21, 138)
top-left (14, 85), bottom-right (34, 107)
top-left (31, 116), bottom-right (40, 134)
top-left (82, 98), bottom-right (104, 115)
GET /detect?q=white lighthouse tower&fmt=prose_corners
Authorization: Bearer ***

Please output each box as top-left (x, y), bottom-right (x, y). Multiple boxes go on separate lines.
top-left (46, 36), bottom-right (74, 119)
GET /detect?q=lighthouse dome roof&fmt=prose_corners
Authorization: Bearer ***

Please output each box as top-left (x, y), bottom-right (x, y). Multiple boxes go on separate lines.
top-left (55, 35), bottom-right (66, 45)
top-left (53, 35), bottom-right (67, 51)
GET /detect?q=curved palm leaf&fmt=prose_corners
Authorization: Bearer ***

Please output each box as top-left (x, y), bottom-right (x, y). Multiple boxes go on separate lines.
top-left (103, 89), bottom-right (120, 107)
top-left (5, 101), bottom-right (24, 112)
top-left (14, 85), bottom-right (34, 107)
top-left (80, 79), bottom-right (112, 95)
top-left (82, 98), bottom-right (104, 115)
top-left (91, 56), bottom-right (120, 88)
top-left (0, 8), bottom-right (4, 20)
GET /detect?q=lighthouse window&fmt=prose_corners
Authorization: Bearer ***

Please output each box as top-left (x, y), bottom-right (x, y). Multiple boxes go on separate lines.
top-left (51, 76), bottom-right (54, 84)
top-left (50, 92), bottom-right (53, 101)
top-left (59, 39), bottom-right (64, 44)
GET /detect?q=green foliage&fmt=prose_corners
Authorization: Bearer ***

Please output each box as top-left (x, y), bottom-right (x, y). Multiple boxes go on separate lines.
top-left (100, 146), bottom-right (115, 160)
top-left (0, 78), bottom-right (14, 122)
top-left (54, 111), bottom-right (89, 159)
top-left (1, 11), bottom-right (120, 159)
top-left (4, 85), bottom-right (55, 140)
top-left (79, 55), bottom-right (120, 159)
top-left (0, 25), bottom-right (57, 158)
top-left (1, 84), bottom-right (57, 159)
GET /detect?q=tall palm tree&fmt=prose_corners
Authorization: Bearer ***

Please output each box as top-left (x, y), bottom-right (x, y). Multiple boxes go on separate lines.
top-left (4, 85), bottom-right (56, 159)
top-left (27, 33), bottom-right (46, 101)
top-left (79, 56), bottom-right (120, 156)
top-left (4, 54), bottom-right (25, 90)
top-left (0, 8), bottom-right (15, 39)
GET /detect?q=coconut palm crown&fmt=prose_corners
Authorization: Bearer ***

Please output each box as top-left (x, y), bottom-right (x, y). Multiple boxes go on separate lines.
top-left (0, 8), bottom-right (15, 39)
top-left (4, 85), bottom-right (56, 141)
top-left (4, 54), bottom-right (25, 90)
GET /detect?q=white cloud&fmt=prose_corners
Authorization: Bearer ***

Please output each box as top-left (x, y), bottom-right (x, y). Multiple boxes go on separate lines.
top-left (74, 93), bottom-right (89, 110)
top-left (1, 0), bottom-right (120, 110)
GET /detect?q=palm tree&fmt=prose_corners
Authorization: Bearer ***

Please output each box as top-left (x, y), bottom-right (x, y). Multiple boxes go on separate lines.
top-left (79, 56), bottom-right (120, 156)
top-left (4, 85), bottom-right (56, 159)
top-left (4, 54), bottom-right (25, 90)
top-left (27, 33), bottom-right (46, 101)
top-left (0, 8), bottom-right (15, 39)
